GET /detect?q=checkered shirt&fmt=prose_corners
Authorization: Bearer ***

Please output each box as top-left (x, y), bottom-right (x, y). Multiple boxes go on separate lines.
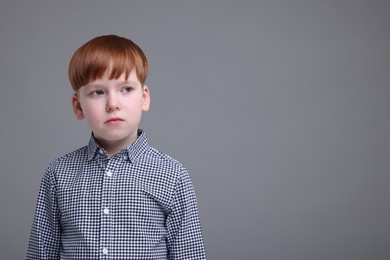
top-left (26, 130), bottom-right (206, 259)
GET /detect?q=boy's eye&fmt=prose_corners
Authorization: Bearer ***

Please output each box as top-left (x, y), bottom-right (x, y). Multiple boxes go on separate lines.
top-left (91, 90), bottom-right (104, 96)
top-left (122, 86), bottom-right (133, 93)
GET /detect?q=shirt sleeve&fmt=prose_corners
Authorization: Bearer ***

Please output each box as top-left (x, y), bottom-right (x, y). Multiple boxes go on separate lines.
top-left (26, 166), bottom-right (61, 260)
top-left (166, 168), bottom-right (206, 260)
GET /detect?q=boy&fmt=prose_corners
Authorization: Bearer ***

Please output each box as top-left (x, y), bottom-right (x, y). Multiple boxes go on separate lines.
top-left (26, 35), bottom-right (206, 259)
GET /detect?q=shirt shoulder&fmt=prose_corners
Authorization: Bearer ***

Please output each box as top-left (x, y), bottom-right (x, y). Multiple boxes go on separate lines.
top-left (42, 146), bottom-right (89, 186)
top-left (47, 146), bottom-right (89, 171)
top-left (136, 146), bottom-right (195, 211)
top-left (141, 146), bottom-right (189, 177)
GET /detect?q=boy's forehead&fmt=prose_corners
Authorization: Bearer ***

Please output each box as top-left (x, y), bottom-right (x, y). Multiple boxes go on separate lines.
top-left (85, 68), bottom-right (140, 87)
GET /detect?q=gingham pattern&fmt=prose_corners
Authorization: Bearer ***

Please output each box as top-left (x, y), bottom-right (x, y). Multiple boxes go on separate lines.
top-left (26, 130), bottom-right (206, 260)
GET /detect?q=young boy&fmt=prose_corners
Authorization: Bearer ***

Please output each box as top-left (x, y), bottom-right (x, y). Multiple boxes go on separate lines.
top-left (26, 35), bottom-right (206, 260)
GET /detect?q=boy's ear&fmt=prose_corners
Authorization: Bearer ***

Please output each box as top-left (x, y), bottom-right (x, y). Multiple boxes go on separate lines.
top-left (142, 85), bottom-right (150, 112)
top-left (72, 93), bottom-right (85, 120)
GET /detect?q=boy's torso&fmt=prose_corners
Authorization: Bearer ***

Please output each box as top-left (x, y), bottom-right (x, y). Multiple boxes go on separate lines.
top-left (48, 132), bottom-right (185, 259)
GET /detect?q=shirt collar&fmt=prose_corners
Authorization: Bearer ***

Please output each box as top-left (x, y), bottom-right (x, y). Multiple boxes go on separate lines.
top-left (87, 129), bottom-right (149, 163)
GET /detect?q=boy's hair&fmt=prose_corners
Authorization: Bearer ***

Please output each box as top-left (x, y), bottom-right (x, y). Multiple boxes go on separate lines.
top-left (68, 35), bottom-right (148, 91)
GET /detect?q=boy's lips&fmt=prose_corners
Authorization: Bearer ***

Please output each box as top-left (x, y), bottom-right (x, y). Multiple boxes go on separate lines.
top-left (105, 117), bottom-right (124, 124)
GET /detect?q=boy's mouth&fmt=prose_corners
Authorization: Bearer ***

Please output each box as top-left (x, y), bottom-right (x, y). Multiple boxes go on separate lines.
top-left (105, 117), bottom-right (124, 124)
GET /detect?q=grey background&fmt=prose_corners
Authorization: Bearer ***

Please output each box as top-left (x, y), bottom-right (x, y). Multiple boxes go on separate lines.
top-left (1, 1), bottom-right (389, 259)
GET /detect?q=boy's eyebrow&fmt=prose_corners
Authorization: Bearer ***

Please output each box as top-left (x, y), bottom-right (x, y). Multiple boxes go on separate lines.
top-left (120, 80), bottom-right (139, 86)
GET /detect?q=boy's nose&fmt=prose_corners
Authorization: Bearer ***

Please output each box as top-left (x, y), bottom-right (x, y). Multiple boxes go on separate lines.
top-left (106, 96), bottom-right (120, 112)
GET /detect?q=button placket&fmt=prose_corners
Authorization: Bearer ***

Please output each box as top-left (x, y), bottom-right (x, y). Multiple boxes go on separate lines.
top-left (100, 165), bottom-right (115, 258)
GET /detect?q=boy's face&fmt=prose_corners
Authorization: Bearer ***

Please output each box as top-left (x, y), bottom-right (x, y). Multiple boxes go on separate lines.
top-left (72, 68), bottom-right (150, 155)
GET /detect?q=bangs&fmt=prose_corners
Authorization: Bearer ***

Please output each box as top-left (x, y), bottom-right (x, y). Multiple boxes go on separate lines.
top-left (69, 35), bottom-right (148, 91)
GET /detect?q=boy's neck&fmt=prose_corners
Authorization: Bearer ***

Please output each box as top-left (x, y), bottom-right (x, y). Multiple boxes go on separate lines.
top-left (93, 134), bottom-right (138, 157)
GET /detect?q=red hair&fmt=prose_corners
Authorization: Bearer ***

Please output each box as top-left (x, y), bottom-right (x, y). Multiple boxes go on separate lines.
top-left (68, 35), bottom-right (148, 91)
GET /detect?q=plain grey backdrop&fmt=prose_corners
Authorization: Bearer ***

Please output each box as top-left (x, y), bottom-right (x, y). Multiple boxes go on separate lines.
top-left (1, 1), bottom-right (389, 259)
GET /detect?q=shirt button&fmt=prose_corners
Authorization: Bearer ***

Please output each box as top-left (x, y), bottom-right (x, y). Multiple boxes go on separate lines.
top-left (102, 247), bottom-right (108, 255)
top-left (99, 149), bottom-right (104, 154)
top-left (103, 208), bottom-right (109, 214)
top-left (106, 171), bottom-right (113, 177)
